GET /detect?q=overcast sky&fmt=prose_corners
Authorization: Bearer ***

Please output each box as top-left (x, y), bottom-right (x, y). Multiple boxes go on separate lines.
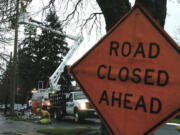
top-left (0, 0), bottom-right (179, 75)
top-left (9, 0), bottom-right (180, 64)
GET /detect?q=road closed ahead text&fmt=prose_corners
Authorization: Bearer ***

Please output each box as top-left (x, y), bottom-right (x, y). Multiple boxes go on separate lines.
top-left (97, 41), bottom-right (170, 114)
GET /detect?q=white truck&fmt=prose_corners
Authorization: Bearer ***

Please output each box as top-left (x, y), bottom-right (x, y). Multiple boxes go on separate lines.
top-left (49, 90), bottom-right (96, 122)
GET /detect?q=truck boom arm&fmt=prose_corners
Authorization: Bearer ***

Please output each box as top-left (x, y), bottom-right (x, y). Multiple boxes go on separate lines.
top-left (20, 18), bottom-right (79, 41)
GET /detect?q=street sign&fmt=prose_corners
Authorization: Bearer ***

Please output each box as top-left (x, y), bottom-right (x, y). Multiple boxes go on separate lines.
top-left (69, 3), bottom-right (180, 135)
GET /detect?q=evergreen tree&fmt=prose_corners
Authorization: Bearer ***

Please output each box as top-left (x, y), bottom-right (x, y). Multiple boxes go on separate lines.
top-left (18, 25), bottom-right (37, 95)
top-left (36, 10), bottom-right (69, 86)
top-left (18, 10), bottom-right (69, 95)
top-left (0, 55), bottom-right (13, 113)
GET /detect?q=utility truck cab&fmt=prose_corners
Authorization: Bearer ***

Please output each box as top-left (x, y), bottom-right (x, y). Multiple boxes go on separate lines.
top-left (49, 90), bottom-right (96, 122)
top-left (66, 91), bottom-right (95, 122)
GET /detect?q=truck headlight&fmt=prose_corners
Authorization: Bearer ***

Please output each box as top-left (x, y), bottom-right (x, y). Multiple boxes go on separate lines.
top-left (79, 103), bottom-right (86, 110)
top-left (45, 101), bottom-right (51, 107)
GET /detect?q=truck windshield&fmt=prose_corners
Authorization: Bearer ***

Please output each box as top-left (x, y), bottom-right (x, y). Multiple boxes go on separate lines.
top-left (74, 92), bottom-right (86, 100)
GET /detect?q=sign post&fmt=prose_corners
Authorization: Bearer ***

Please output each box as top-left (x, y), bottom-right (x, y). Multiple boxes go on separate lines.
top-left (69, 4), bottom-right (180, 135)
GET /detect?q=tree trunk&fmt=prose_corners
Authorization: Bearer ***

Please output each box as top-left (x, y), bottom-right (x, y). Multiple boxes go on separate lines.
top-left (136, 0), bottom-right (167, 27)
top-left (4, 95), bottom-right (9, 115)
top-left (97, 0), bottom-right (167, 31)
top-left (96, 0), bottom-right (131, 31)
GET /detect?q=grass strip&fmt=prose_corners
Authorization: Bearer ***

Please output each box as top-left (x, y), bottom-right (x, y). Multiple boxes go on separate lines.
top-left (7, 116), bottom-right (26, 121)
top-left (37, 128), bottom-right (99, 135)
top-left (170, 118), bottom-right (180, 124)
top-left (6, 116), bottom-right (40, 121)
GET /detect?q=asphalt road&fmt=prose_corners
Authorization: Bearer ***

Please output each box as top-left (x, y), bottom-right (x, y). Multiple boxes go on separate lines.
top-left (0, 114), bottom-right (101, 135)
top-left (0, 114), bottom-right (179, 135)
top-left (154, 124), bottom-right (180, 135)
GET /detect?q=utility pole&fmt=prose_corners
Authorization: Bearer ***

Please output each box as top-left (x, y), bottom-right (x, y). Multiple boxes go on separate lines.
top-left (11, 0), bottom-right (19, 114)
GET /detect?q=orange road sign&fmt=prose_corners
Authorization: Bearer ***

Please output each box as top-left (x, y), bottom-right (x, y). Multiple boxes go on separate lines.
top-left (69, 3), bottom-right (180, 135)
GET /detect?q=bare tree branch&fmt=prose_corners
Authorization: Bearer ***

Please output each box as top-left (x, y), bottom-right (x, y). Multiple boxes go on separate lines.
top-left (42, 0), bottom-right (105, 38)
top-left (62, 0), bottom-right (82, 25)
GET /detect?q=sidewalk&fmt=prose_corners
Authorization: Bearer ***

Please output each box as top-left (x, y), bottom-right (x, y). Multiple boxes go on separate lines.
top-left (0, 114), bottom-right (45, 135)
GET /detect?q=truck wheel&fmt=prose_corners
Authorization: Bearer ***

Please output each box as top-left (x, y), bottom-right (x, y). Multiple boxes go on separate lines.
top-left (54, 110), bottom-right (63, 120)
top-left (54, 111), bottom-right (58, 120)
top-left (74, 111), bottom-right (80, 122)
top-left (74, 110), bottom-right (83, 123)
top-left (59, 109), bottom-right (63, 118)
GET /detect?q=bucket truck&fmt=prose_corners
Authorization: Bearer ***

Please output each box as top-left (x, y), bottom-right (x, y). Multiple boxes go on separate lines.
top-left (20, 18), bottom-right (96, 122)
